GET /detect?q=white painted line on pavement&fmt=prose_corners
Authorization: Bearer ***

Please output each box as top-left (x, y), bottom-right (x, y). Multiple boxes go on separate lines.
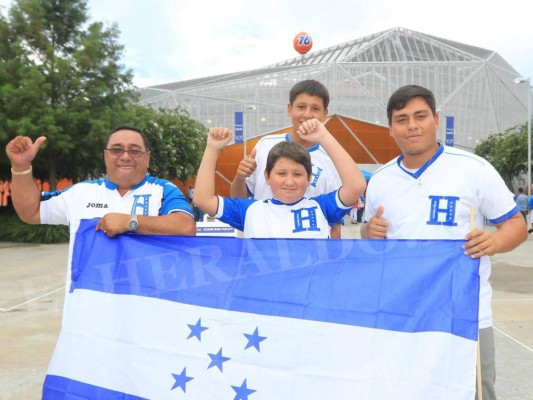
top-left (493, 325), bottom-right (533, 353)
top-left (0, 286), bottom-right (65, 312)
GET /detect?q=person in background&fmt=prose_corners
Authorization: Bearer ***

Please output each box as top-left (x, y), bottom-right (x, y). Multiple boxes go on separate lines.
top-left (514, 187), bottom-right (528, 222)
top-left (186, 184), bottom-right (204, 222)
top-left (186, 185), bottom-right (195, 203)
top-left (361, 85), bottom-right (527, 400)
top-left (349, 202), bottom-right (358, 224)
top-left (356, 194), bottom-right (365, 223)
top-left (527, 184), bottom-right (533, 233)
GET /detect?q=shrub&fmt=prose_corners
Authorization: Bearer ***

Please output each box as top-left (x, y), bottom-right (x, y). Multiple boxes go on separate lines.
top-left (0, 211), bottom-right (69, 243)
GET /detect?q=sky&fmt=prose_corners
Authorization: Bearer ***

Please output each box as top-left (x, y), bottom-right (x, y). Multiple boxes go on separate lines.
top-left (1, 0), bottom-right (532, 88)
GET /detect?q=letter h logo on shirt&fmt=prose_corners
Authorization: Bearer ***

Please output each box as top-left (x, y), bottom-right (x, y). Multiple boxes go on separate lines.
top-left (292, 206), bottom-right (320, 233)
top-left (310, 165), bottom-right (323, 188)
top-left (131, 194), bottom-right (152, 216)
top-left (426, 195), bottom-right (460, 226)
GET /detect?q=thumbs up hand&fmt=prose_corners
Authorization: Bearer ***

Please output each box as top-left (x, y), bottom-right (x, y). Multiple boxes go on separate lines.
top-left (362, 205), bottom-right (388, 239)
top-left (235, 147), bottom-right (257, 180)
top-left (6, 136), bottom-right (47, 170)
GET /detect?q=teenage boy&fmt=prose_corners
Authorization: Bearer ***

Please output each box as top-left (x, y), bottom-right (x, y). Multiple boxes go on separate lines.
top-left (230, 80), bottom-right (344, 237)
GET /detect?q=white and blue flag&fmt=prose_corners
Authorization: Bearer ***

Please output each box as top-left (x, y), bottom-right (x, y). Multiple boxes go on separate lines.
top-left (43, 219), bottom-right (479, 399)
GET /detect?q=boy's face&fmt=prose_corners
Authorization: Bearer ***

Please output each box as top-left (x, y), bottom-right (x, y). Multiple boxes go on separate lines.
top-left (264, 157), bottom-right (310, 204)
top-left (288, 94), bottom-right (328, 132)
top-left (388, 96), bottom-right (439, 168)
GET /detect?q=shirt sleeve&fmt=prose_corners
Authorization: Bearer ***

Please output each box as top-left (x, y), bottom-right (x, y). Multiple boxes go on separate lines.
top-left (40, 188), bottom-right (73, 225)
top-left (161, 181), bottom-right (195, 218)
top-left (312, 191), bottom-right (352, 226)
top-left (215, 196), bottom-right (255, 231)
top-left (477, 162), bottom-right (519, 223)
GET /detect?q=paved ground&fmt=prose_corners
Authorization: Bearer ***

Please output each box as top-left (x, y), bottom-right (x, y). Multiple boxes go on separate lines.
top-left (1, 220), bottom-right (532, 399)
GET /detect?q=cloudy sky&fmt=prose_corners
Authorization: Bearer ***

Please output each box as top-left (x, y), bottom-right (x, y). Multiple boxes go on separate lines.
top-left (1, 0), bottom-right (532, 88)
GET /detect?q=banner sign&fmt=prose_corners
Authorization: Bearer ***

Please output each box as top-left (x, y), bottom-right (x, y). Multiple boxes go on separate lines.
top-left (446, 116), bottom-right (455, 147)
top-left (234, 112), bottom-right (244, 144)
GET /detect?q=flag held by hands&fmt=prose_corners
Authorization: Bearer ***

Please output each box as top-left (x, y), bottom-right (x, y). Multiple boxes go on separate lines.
top-left (43, 219), bottom-right (479, 400)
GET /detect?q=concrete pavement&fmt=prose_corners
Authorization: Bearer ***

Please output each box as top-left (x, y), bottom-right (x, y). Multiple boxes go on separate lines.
top-left (1, 221), bottom-right (532, 399)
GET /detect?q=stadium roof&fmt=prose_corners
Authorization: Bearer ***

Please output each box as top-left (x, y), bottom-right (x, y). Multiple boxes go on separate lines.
top-left (139, 27), bottom-right (530, 151)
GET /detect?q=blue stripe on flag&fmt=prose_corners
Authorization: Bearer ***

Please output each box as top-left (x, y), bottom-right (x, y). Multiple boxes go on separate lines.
top-left (43, 375), bottom-right (147, 399)
top-left (70, 219), bottom-right (479, 341)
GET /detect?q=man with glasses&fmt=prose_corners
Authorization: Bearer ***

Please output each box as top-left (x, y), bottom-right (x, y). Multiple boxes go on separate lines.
top-left (7, 125), bottom-right (196, 396)
top-left (6, 125), bottom-right (196, 239)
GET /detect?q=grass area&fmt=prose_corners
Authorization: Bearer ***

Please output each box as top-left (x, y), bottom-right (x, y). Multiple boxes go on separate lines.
top-left (0, 210), bottom-right (69, 243)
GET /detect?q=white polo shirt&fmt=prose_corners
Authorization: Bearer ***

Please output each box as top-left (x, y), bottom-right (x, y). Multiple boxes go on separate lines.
top-left (364, 144), bottom-right (518, 329)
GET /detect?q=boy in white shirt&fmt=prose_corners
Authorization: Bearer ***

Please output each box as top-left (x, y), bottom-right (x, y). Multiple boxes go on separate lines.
top-left (194, 119), bottom-right (366, 238)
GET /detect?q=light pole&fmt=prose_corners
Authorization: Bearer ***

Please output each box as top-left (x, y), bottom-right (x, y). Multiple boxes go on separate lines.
top-left (513, 77), bottom-right (531, 198)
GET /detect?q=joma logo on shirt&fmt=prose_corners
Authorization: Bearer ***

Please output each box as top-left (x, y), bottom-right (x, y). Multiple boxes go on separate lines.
top-left (86, 203), bottom-right (108, 208)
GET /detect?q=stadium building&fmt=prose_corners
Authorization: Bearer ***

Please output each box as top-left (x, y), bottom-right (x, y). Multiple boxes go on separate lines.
top-left (138, 27), bottom-right (531, 194)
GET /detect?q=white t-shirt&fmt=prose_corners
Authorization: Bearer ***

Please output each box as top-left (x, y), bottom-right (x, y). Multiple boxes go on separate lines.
top-left (246, 133), bottom-right (342, 199)
top-left (215, 191), bottom-right (350, 238)
top-left (364, 144), bottom-right (518, 329)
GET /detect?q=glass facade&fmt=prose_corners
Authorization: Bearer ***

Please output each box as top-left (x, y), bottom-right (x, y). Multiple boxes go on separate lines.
top-left (138, 27), bottom-right (531, 151)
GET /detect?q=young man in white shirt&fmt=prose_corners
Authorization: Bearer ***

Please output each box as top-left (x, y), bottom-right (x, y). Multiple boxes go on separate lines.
top-left (361, 85), bottom-right (527, 400)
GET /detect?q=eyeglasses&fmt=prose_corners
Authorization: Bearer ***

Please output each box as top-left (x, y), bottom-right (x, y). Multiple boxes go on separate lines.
top-left (105, 147), bottom-right (147, 158)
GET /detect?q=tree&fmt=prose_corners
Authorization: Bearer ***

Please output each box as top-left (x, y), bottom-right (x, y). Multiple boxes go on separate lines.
top-left (0, 0), bottom-right (137, 189)
top-left (475, 123), bottom-right (528, 190)
top-left (126, 105), bottom-right (207, 184)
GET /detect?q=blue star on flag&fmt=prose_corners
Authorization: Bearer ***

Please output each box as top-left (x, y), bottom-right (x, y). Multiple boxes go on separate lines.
top-left (232, 379), bottom-right (256, 400)
top-left (207, 347), bottom-right (231, 372)
top-left (171, 367), bottom-right (193, 392)
top-left (187, 318), bottom-right (208, 341)
top-left (244, 327), bottom-right (267, 352)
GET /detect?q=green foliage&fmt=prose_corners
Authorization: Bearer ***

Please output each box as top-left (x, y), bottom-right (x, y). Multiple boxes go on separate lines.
top-left (0, 0), bottom-right (137, 187)
top-left (0, 211), bottom-right (69, 243)
top-left (475, 123), bottom-right (529, 189)
top-left (126, 105), bottom-right (207, 183)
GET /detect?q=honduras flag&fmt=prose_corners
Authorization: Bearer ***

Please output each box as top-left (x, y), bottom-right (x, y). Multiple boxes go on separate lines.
top-left (43, 219), bottom-right (479, 400)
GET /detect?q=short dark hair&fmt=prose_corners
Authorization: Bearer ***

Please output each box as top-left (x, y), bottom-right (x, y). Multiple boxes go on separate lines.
top-left (105, 125), bottom-right (149, 150)
top-left (265, 141), bottom-right (312, 178)
top-left (289, 80), bottom-right (330, 109)
top-left (387, 85), bottom-right (437, 124)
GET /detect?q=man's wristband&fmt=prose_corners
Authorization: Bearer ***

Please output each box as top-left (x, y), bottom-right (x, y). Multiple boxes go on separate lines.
top-left (11, 166), bottom-right (33, 176)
